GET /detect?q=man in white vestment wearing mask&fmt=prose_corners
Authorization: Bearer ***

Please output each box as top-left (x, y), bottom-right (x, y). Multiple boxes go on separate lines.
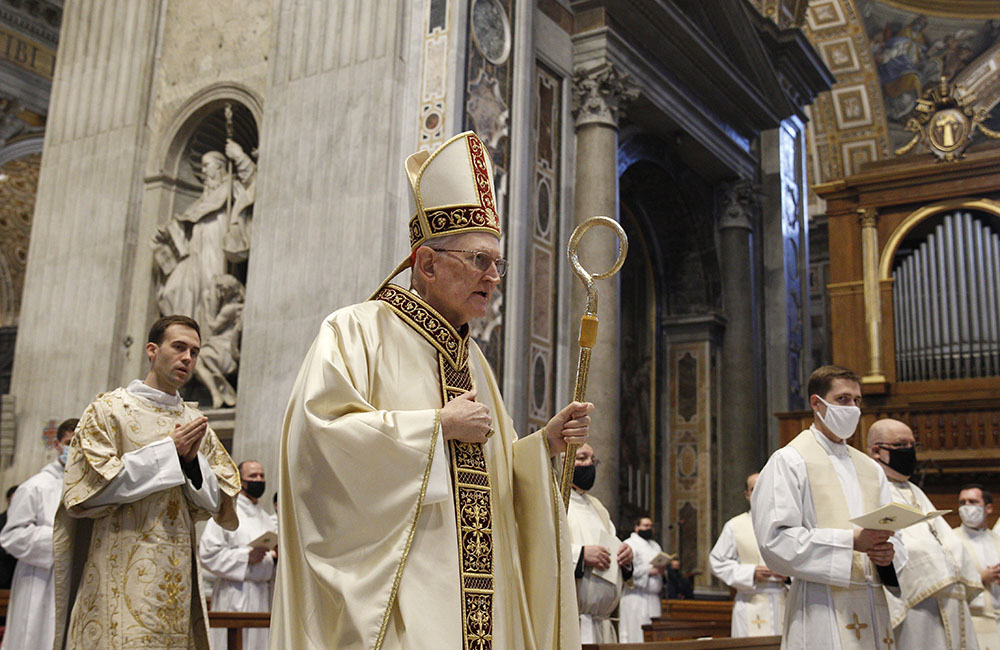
top-left (867, 418), bottom-right (981, 649)
top-left (0, 419), bottom-right (76, 650)
top-left (954, 484), bottom-right (1000, 648)
top-left (752, 365), bottom-right (907, 650)
top-left (200, 460), bottom-right (277, 650)
top-left (567, 443), bottom-right (633, 642)
top-left (620, 515), bottom-right (664, 642)
top-left (710, 472), bottom-right (787, 637)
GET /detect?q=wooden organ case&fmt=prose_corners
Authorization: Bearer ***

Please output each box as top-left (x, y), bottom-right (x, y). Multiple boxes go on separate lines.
top-left (783, 146), bottom-right (1000, 524)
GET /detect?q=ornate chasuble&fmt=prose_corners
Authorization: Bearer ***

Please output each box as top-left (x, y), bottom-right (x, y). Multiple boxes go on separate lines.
top-left (375, 285), bottom-right (495, 650)
top-left (52, 388), bottom-right (240, 650)
top-left (787, 430), bottom-right (890, 650)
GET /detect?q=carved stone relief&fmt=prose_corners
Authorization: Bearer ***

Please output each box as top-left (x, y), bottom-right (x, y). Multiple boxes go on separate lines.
top-left (571, 63), bottom-right (640, 128)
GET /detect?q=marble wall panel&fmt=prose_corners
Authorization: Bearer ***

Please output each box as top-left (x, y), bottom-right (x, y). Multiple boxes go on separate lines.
top-left (6, 0), bottom-right (161, 487)
top-left (232, 0), bottom-right (420, 468)
top-left (667, 341), bottom-right (714, 585)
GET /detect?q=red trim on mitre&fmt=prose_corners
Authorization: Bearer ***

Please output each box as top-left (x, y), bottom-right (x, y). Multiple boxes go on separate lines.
top-left (466, 133), bottom-right (496, 213)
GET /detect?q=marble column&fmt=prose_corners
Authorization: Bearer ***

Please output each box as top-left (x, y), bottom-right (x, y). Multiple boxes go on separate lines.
top-left (569, 63), bottom-right (637, 515)
top-left (233, 0), bottom-right (419, 472)
top-left (716, 179), bottom-right (760, 520)
top-left (4, 0), bottom-right (163, 488)
top-left (759, 118), bottom-right (811, 448)
top-left (858, 208), bottom-right (886, 383)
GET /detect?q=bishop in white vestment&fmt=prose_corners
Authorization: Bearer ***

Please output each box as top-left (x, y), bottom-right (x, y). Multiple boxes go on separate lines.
top-left (752, 366), bottom-right (907, 650)
top-left (954, 484), bottom-right (1000, 650)
top-left (710, 472), bottom-right (787, 637)
top-left (270, 132), bottom-right (590, 650)
top-left (867, 419), bottom-right (980, 650)
top-left (0, 419), bottom-right (76, 650)
top-left (200, 460), bottom-right (276, 650)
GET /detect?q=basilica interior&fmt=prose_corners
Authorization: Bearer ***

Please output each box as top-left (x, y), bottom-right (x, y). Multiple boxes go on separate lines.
top-left (0, 0), bottom-right (998, 606)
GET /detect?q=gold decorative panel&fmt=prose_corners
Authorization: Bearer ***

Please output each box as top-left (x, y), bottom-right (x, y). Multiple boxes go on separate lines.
top-left (0, 153), bottom-right (40, 326)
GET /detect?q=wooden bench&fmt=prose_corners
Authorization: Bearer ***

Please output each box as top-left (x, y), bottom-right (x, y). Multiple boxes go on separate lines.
top-left (644, 599), bottom-right (734, 641)
top-left (208, 611), bottom-right (271, 650)
top-left (584, 637), bottom-right (780, 650)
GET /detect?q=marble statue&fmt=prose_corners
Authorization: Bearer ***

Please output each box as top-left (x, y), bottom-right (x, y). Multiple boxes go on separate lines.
top-left (194, 274), bottom-right (245, 408)
top-left (153, 138), bottom-right (255, 406)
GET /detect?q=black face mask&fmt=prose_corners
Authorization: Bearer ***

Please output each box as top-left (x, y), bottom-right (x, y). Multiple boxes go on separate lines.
top-left (573, 464), bottom-right (596, 491)
top-left (637, 529), bottom-right (654, 540)
top-left (245, 480), bottom-right (266, 499)
top-left (882, 447), bottom-right (917, 477)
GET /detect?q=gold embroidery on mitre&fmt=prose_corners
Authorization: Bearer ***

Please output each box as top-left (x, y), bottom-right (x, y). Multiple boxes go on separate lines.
top-left (407, 132), bottom-right (501, 250)
top-left (372, 287), bottom-right (495, 649)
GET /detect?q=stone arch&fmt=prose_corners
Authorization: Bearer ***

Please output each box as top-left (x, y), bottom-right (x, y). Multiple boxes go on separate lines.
top-left (147, 84), bottom-right (263, 409)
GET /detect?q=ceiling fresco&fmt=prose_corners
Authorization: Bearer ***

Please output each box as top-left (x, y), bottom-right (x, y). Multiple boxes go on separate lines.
top-left (770, 0), bottom-right (1000, 185)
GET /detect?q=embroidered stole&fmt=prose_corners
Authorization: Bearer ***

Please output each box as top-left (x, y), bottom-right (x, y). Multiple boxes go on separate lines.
top-left (788, 430), bottom-right (891, 650)
top-left (374, 285), bottom-right (494, 650)
top-left (731, 512), bottom-right (784, 636)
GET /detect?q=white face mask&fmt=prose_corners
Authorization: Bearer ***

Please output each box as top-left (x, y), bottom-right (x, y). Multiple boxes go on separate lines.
top-left (960, 504), bottom-right (985, 528)
top-left (815, 396), bottom-right (861, 440)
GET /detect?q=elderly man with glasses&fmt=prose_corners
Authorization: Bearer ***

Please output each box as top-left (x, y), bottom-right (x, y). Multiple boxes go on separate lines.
top-left (867, 418), bottom-right (983, 649)
top-left (271, 131), bottom-right (593, 650)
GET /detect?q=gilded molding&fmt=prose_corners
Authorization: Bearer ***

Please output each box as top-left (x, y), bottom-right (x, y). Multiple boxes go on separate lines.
top-left (571, 63), bottom-right (639, 129)
top-left (858, 207), bottom-right (885, 382)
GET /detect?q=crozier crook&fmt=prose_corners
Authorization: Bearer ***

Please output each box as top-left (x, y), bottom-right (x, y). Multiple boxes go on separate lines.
top-left (559, 216), bottom-right (628, 509)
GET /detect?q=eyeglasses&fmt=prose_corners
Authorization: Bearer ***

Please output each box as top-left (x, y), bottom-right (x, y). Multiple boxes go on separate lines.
top-left (875, 442), bottom-right (921, 451)
top-left (432, 248), bottom-right (508, 278)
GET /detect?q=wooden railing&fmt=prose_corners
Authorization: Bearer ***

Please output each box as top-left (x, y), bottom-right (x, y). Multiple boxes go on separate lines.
top-left (208, 611), bottom-right (270, 650)
top-left (777, 404), bottom-right (1000, 472)
top-left (642, 599), bottom-right (733, 641)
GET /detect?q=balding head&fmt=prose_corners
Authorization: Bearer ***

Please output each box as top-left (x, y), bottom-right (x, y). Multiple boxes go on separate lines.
top-left (868, 418), bottom-right (916, 482)
top-left (868, 418), bottom-right (913, 447)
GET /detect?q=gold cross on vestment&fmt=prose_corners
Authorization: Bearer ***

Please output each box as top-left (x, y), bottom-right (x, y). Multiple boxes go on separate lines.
top-left (883, 628), bottom-right (895, 648)
top-left (751, 614), bottom-right (766, 630)
top-left (846, 613), bottom-right (868, 640)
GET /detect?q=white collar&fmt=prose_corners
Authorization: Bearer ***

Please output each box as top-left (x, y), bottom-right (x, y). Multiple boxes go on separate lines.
top-left (127, 379), bottom-right (184, 411)
top-left (810, 424), bottom-right (850, 457)
top-left (964, 524), bottom-right (992, 537)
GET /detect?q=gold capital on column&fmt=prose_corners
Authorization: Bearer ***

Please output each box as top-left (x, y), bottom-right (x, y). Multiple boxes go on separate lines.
top-left (858, 208), bottom-right (886, 383)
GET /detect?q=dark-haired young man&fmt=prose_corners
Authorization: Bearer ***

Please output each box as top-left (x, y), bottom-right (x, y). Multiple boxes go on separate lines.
top-left (954, 483), bottom-right (1000, 645)
top-left (751, 365), bottom-right (907, 650)
top-left (52, 315), bottom-right (240, 650)
top-left (0, 418), bottom-right (76, 650)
